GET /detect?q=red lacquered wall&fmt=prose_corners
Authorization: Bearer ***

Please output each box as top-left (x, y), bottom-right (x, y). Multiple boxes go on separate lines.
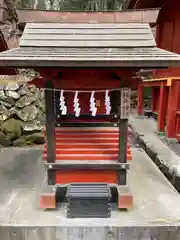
top-left (57, 69), bottom-right (121, 114)
top-left (154, 0), bottom-right (180, 78)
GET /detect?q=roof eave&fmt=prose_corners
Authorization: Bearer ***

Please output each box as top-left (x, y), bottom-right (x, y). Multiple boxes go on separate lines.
top-left (0, 59), bottom-right (179, 68)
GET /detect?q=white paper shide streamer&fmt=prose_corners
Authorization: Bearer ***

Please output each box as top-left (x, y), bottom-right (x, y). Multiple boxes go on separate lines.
top-left (73, 91), bottom-right (81, 117)
top-left (105, 90), bottom-right (111, 115)
top-left (90, 91), bottom-right (97, 116)
top-left (59, 90), bottom-right (67, 115)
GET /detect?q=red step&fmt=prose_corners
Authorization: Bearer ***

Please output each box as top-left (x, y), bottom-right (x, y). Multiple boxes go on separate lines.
top-left (54, 138), bottom-right (127, 144)
top-left (43, 148), bottom-right (131, 155)
top-left (43, 153), bottom-right (132, 161)
top-left (44, 143), bottom-right (131, 149)
top-left (55, 133), bottom-right (120, 138)
top-left (43, 127), bottom-right (132, 135)
top-left (42, 127), bottom-right (132, 162)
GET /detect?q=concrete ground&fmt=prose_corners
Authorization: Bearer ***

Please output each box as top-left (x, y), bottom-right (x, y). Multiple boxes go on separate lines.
top-left (129, 115), bottom-right (180, 186)
top-left (0, 145), bottom-right (180, 239)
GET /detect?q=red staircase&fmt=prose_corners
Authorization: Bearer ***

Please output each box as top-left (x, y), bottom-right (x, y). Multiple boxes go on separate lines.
top-left (43, 127), bottom-right (132, 161)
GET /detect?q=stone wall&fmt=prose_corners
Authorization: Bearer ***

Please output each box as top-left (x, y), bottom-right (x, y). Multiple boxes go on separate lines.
top-left (0, 82), bottom-right (45, 147)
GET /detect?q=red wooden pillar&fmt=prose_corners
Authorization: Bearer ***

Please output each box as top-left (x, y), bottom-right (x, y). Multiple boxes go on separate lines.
top-left (166, 80), bottom-right (180, 138)
top-left (137, 83), bottom-right (143, 115)
top-left (157, 82), bottom-right (169, 132)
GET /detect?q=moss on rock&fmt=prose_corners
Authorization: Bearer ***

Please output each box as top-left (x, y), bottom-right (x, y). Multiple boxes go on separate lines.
top-left (2, 118), bottom-right (22, 140)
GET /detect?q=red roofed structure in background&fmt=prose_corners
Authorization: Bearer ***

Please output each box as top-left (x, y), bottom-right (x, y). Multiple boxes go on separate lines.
top-left (125, 0), bottom-right (180, 141)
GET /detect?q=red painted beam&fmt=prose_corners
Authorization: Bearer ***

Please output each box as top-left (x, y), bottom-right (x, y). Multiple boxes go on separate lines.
top-left (56, 170), bottom-right (118, 184)
top-left (143, 81), bottom-right (166, 87)
top-left (153, 69), bottom-right (180, 79)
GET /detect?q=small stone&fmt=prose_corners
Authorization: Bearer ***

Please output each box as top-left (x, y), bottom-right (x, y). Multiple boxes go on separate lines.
top-left (2, 118), bottom-right (22, 140)
top-left (16, 105), bottom-right (38, 121)
top-left (6, 90), bottom-right (20, 100)
top-left (0, 100), bottom-right (13, 108)
top-left (35, 99), bottom-right (45, 112)
top-left (21, 120), bottom-right (44, 132)
top-left (0, 131), bottom-right (10, 147)
top-left (18, 84), bottom-right (30, 95)
top-left (4, 82), bottom-right (19, 91)
top-left (0, 105), bottom-right (9, 121)
top-left (15, 92), bottom-right (37, 108)
top-left (8, 107), bottom-right (16, 118)
top-left (25, 132), bottom-right (45, 144)
top-left (36, 111), bottom-right (45, 123)
top-left (0, 96), bottom-right (15, 108)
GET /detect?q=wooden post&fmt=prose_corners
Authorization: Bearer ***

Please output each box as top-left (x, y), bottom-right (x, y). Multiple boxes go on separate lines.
top-left (166, 80), bottom-right (180, 139)
top-left (157, 82), bottom-right (169, 132)
top-left (118, 88), bottom-right (131, 185)
top-left (40, 78), bottom-right (57, 209)
top-left (137, 83), bottom-right (143, 115)
top-left (44, 79), bottom-right (56, 185)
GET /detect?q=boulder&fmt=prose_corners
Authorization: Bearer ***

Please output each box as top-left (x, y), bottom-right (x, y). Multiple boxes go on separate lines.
top-left (5, 90), bottom-right (20, 100)
top-left (0, 105), bottom-right (9, 121)
top-left (25, 132), bottom-right (45, 144)
top-left (0, 96), bottom-right (15, 108)
top-left (15, 92), bottom-right (37, 108)
top-left (8, 107), bottom-right (16, 117)
top-left (16, 105), bottom-right (38, 121)
top-left (0, 82), bottom-right (45, 147)
top-left (0, 131), bottom-right (10, 147)
top-left (4, 82), bottom-right (19, 91)
top-left (17, 84), bottom-right (30, 96)
top-left (2, 118), bottom-right (22, 140)
top-left (35, 99), bottom-right (45, 112)
top-left (36, 90), bottom-right (43, 100)
top-left (21, 120), bottom-right (44, 132)
top-left (36, 111), bottom-right (45, 123)
top-left (13, 137), bottom-right (34, 146)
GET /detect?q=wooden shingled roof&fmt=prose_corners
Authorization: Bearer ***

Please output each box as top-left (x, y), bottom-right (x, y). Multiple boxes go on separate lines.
top-left (0, 23), bottom-right (180, 68)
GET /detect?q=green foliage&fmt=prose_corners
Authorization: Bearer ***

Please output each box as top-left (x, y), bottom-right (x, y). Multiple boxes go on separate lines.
top-left (143, 87), bottom-right (152, 98)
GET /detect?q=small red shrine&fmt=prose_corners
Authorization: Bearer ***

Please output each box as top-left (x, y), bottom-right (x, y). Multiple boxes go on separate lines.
top-left (0, 23), bottom-right (179, 218)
